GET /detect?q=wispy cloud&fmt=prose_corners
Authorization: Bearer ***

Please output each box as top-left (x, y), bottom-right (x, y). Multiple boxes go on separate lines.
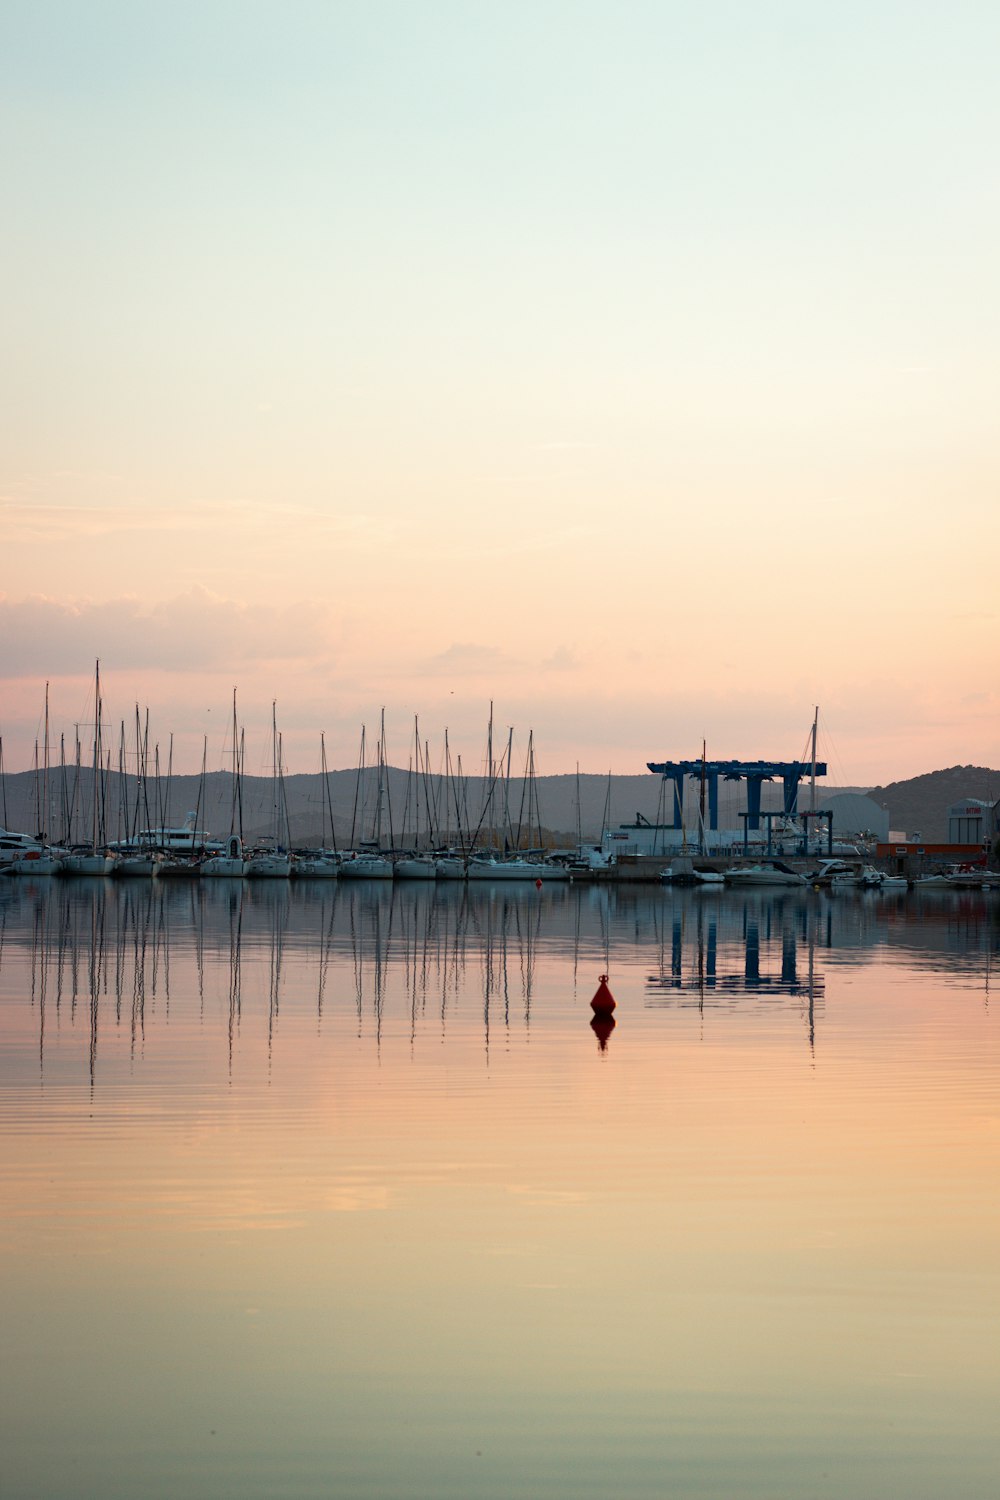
top-left (0, 588), bottom-right (331, 677)
top-left (424, 642), bottom-right (521, 676)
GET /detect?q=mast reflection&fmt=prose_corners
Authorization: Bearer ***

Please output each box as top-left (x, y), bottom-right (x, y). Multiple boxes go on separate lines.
top-left (2, 879), bottom-right (997, 1082)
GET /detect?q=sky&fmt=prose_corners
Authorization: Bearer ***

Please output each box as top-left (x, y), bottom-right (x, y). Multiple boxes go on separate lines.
top-left (2, 1), bottom-right (998, 785)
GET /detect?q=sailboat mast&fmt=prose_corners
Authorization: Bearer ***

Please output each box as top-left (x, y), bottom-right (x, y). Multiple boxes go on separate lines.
top-left (810, 706), bottom-right (818, 815)
top-left (230, 689), bottom-right (239, 837)
top-left (43, 682), bottom-right (50, 842)
top-left (91, 661), bottom-right (101, 852)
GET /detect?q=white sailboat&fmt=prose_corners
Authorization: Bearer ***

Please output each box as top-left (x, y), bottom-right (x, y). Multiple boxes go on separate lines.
top-left (61, 663), bottom-right (116, 875)
top-left (203, 693), bottom-right (248, 877)
top-left (247, 704), bottom-right (291, 878)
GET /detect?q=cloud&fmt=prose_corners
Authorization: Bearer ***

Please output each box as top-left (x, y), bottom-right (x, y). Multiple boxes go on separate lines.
top-left (423, 642), bottom-right (521, 676)
top-left (0, 498), bottom-right (223, 542)
top-left (0, 497), bottom-right (398, 549)
top-left (0, 588), bottom-right (331, 677)
top-left (542, 646), bottom-right (580, 672)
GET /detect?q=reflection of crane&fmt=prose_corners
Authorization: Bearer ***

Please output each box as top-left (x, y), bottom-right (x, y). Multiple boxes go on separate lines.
top-left (645, 894), bottom-right (826, 1047)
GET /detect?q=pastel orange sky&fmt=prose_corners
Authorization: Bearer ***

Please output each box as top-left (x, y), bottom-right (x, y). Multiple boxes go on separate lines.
top-left (2, 4), bottom-right (998, 782)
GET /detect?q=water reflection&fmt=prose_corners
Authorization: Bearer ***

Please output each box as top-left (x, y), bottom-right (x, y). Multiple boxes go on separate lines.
top-left (2, 877), bottom-right (1000, 1500)
top-left (1, 879), bottom-right (997, 1085)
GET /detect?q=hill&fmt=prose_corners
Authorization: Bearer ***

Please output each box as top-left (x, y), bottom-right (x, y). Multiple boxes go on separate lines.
top-left (4, 763), bottom-right (994, 847)
top-left (866, 765), bottom-right (1000, 841)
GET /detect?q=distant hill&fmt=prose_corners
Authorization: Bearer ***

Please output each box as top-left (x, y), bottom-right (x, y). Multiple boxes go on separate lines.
top-left (4, 762), bottom-right (994, 846)
top-left (866, 765), bottom-right (1000, 841)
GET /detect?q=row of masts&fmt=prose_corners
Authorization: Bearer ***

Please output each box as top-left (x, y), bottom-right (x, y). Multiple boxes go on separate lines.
top-left (7, 678), bottom-right (555, 857)
top-left (347, 703), bottom-right (548, 855)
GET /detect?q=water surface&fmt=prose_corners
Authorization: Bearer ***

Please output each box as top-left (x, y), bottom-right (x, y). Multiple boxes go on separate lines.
top-left (2, 879), bottom-right (998, 1498)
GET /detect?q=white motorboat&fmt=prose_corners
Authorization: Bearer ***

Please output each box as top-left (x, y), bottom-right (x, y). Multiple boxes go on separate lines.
top-left (111, 811), bottom-right (220, 857)
top-left (808, 859), bottom-right (856, 887)
top-left (879, 874), bottom-right (909, 890)
top-left (724, 862), bottom-right (807, 888)
top-left (1, 832), bottom-right (60, 874)
top-left (915, 866), bottom-right (978, 890)
top-left (945, 864), bottom-right (990, 890)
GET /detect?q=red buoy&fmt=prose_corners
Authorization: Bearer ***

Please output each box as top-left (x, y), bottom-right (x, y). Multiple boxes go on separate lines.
top-left (590, 973), bottom-right (616, 1013)
top-left (535, 877), bottom-right (543, 890)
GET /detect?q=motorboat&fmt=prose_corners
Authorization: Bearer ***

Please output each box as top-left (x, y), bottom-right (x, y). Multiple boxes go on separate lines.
top-left (807, 859), bottom-right (856, 887)
top-left (1, 831), bottom-right (61, 874)
top-left (915, 865), bottom-right (986, 891)
top-left (110, 811), bottom-right (220, 856)
top-left (724, 862), bottom-right (807, 888)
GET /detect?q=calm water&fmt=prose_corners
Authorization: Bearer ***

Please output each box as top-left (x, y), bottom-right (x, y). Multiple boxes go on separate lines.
top-left (1, 877), bottom-right (999, 1499)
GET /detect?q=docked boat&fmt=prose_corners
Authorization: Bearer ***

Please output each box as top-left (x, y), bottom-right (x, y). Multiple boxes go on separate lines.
top-left (246, 704), bottom-right (292, 878)
top-left (246, 847), bottom-right (291, 879)
top-left (202, 836), bottom-right (248, 878)
top-left (61, 850), bottom-right (116, 876)
top-left (113, 854), bottom-right (158, 877)
top-left (8, 844), bottom-right (62, 876)
top-left (291, 851), bottom-right (339, 878)
top-left (807, 858), bottom-right (856, 887)
top-left (394, 855), bottom-right (437, 880)
top-left (466, 856), bottom-right (569, 882)
top-left (339, 853), bottom-right (394, 879)
top-left (724, 861), bottom-right (807, 888)
top-left (434, 854), bottom-right (467, 880)
top-left (154, 855), bottom-right (202, 878)
top-left (1, 831), bottom-right (59, 873)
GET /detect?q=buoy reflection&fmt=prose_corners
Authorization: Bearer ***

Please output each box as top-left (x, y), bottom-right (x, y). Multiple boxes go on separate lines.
top-left (590, 1012), bottom-right (616, 1051)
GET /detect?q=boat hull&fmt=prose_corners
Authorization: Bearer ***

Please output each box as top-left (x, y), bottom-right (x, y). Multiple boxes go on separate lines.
top-left (339, 857), bottom-right (393, 879)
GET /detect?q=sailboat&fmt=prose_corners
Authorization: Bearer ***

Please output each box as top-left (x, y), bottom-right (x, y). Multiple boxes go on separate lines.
top-left (10, 685), bottom-right (62, 874)
top-left (246, 704), bottom-right (291, 878)
top-left (340, 712), bottom-right (393, 878)
top-left (395, 718), bottom-right (437, 879)
top-left (61, 663), bottom-right (116, 875)
top-left (203, 691), bottom-right (248, 877)
top-left (292, 733), bottom-right (339, 877)
top-left (466, 731), bottom-right (569, 882)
